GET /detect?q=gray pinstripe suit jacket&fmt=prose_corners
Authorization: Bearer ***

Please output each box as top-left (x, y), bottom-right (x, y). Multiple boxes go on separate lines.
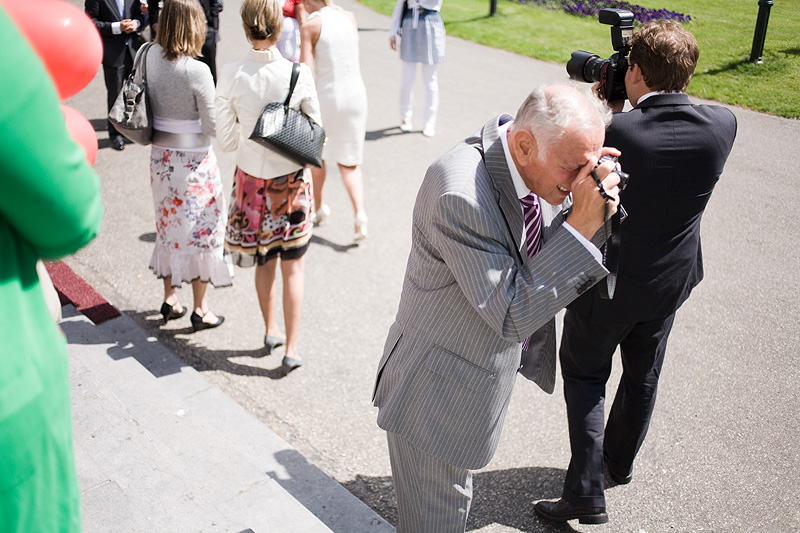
top-left (373, 115), bottom-right (609, 470)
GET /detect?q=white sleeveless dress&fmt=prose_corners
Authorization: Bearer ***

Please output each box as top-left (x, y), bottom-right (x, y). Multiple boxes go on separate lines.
top-left (309, 6), bottom-right (368, 166)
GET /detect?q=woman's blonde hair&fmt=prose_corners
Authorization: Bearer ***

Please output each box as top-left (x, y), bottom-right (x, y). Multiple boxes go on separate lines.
top-left (155, 0), bottom-right (206, 60)
top-left (240, 0), bottom-right (283, 43)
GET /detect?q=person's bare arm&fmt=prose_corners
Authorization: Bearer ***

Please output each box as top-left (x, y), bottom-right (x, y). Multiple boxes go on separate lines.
top-left (299, 16), bottom-right (320, 69)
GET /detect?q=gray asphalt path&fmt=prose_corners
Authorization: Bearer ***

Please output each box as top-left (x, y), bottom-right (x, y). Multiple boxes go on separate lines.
top-left (63, 0), bottom-right (800, 530)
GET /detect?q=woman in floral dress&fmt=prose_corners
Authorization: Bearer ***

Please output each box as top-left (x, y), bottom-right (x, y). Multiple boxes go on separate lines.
top-left (146, 0), bottom-right (231, 331)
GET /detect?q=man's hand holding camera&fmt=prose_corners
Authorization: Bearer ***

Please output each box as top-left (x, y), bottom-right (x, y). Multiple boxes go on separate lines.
top-left (566, 149), bottom-right (623, 241)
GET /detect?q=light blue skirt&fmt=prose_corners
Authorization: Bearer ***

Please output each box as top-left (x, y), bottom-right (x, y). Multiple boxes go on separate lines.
top-left (400, 9), bottom-right (446, 64)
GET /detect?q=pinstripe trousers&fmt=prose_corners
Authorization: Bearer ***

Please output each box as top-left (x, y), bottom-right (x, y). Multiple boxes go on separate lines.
top-left (387, 432), bottom-right (473, 533)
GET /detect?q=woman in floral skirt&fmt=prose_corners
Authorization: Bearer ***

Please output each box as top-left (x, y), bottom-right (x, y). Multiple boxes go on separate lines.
top-left (146, 0), bottom-right (231, 331)
top-left (216, 0), bottom-right (321, 372)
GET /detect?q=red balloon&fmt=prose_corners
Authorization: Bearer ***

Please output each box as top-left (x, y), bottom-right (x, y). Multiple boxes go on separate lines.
top-left (62, 105), bottom-right (98, 166)
top-left (3, 0), bottom-right (102, 101)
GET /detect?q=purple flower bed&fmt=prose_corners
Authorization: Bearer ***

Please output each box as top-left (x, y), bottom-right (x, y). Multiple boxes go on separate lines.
top-left (516, 0), bottom-right (691, 24)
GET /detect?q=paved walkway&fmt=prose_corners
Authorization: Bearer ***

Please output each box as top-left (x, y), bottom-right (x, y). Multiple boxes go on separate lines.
top-left (65, 303), bottom-right (393, 532)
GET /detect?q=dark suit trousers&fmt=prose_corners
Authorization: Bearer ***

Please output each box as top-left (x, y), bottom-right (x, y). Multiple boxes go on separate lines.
top-left (558, 308), bottom-right (676, 507)
top-left (103, 52), bottom-right (134, 139)
top-left (199, 29), bottom-right (217, 84)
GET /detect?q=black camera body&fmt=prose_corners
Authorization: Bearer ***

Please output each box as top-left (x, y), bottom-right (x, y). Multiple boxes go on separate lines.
top-left (567, 8), bottom-right (635, 102)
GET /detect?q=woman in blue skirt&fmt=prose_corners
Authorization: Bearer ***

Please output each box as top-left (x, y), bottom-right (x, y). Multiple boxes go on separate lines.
top-left (388, 0), bottom-right (445, 137)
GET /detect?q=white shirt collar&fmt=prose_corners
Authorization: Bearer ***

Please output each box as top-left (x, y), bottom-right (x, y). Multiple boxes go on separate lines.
top-left (247, 47), bottom-right (284, 63)
top-left (498, 121), bottom-right (533, 201)
top-left (636, 90), bottom-right (680, 106)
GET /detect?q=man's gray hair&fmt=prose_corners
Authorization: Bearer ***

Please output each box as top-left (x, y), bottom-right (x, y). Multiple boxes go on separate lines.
top-left (514, 85), bottom-right (611, 159)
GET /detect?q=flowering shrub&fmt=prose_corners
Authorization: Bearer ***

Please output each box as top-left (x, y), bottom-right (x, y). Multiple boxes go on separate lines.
top-left (515, 0), bottom-right (691, 24)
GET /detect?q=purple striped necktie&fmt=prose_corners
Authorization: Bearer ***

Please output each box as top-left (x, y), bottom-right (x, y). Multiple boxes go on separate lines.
top-left (520, 192), bottom-right (541, 350)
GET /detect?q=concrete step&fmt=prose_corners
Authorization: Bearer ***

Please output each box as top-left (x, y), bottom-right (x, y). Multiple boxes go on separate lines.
top-left (63, 306), bottom-right (393, 533)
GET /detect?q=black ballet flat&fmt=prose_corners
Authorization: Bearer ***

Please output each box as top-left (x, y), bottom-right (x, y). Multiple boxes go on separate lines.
top-left (160, 302), bottom-right (187, 324)
top-left (190, 311), bottom-right (225, 332)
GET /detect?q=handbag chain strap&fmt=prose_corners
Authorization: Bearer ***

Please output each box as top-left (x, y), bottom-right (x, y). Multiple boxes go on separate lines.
top-left (283, 62), bottom-right (301, 107)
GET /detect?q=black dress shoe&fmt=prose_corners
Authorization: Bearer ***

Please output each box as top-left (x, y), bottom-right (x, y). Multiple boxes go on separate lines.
top-left (534, 499), bottom-right (608, 525)
top-left (604, 454), bottom-right (633, 485)
top-left (190, 311), bottom-right (224, 332)
top-left (111, 136), bottom-right (125, 151)
top-left (160, 302), bottom-right (187, 324)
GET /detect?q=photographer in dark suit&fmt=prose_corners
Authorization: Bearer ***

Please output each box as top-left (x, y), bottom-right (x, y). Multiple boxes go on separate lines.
top-left (150, 0), bottom-right (223, 83)
top-left (86, 0), bottom-right (146, 151)
top-left (535, 20), bottom-right (737, 525)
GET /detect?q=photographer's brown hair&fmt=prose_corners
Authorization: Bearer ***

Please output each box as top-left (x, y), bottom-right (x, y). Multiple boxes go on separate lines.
top-left (629, 20), bottom-right (699, 93)
top-left (155, 0), bottom-right (206, 60)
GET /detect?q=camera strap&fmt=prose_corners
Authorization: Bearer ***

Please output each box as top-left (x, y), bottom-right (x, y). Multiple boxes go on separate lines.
top-left (598, 204), bottom-right (622, 299)
top-left (591, 156), bottom-right (627, 300)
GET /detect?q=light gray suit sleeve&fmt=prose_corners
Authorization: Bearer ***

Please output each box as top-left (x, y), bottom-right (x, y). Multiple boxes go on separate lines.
top-left (430, 181), bottom-right (606, 344)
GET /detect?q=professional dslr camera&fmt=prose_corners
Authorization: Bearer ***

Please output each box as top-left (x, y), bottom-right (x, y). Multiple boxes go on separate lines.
top-left (566, 8), bottom-right (634, 101)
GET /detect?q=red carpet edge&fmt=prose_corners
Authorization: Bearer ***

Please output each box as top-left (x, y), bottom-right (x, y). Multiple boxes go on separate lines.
top-left (45, 261), bottom-right (121, 325)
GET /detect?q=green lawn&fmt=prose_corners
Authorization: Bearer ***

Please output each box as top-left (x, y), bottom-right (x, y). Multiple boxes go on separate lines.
top-left (358, 0), bottom-right (800, 119)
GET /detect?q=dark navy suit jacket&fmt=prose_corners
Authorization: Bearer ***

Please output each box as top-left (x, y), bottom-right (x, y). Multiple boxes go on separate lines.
top-left (568, 93), bottom-right (737, 323)
top-left (85, 0), bottom-right (145, 68)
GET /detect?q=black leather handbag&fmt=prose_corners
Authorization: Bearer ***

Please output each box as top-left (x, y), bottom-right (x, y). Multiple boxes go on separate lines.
top-left (108, 43), bottom-right (154, 145)
top-left (249, 62), bottom-right (326, 168)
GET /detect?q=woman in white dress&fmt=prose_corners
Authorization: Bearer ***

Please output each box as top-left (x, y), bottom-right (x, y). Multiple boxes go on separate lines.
top-left (146, 0), bottom-right (230, 331)
top-left (300, 0), bottom-right (368, 241)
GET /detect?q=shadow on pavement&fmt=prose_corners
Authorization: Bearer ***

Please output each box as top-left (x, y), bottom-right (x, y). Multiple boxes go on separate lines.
top-left (67, 308), bottom-right (292, 380)
top-left (366, 127), bottom-right (408, 141)
top-left (341, 465), bottom-right (579, 532)
top-left (310, 234), bottom-right (360, 252)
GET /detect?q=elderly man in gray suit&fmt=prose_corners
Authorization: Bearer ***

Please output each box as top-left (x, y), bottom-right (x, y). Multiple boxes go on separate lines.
top-left (372, 84), bottom-right (624, 532)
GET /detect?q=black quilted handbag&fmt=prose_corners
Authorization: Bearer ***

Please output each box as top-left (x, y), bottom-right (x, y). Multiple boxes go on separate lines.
top-left (249, 62), bottom-right (326, 168)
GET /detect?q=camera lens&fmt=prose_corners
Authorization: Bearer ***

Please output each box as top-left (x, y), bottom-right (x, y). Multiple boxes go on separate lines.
top-left (567, 51), bottom-right (609, 84)
top-left (567, 51), bottom-right (597, 82)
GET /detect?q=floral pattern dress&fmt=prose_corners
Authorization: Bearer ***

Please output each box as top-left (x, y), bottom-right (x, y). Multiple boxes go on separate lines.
top-left (149, 146), bottom-right (232, 286)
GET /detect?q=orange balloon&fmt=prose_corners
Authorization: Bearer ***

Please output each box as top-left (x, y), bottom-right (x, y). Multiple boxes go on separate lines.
top-left (3, 0), bottom-right (102, 100)
top-left (62, 105), bottom-right (98, 166)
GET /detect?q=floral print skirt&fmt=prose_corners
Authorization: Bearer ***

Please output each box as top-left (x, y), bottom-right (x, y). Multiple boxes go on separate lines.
top-left (225, 167), bottom-right (313, 267)
top-left (149, 146), bottom-right (232, 287)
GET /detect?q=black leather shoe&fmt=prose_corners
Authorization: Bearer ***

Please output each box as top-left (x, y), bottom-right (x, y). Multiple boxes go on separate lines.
top-left (160, 302), bottom-right (187, 324)
top-left (111, 136), bottom-right (125, 151)
top-left (190, 311), bottom-right (224, 332)
top-left (264, 334), bottom-right (285, 355)
top-left (282, 353), bottom-right (304, 374)
top-left (534, 499), bottom-right (608, 525)
top-left (604, 455), bottom-right (633, 485)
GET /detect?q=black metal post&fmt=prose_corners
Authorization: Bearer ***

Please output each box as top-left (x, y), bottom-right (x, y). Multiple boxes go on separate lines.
top-left (750, 0), bottom-right (774, 63)
top-left (490, 0), bottom-right (498, 16)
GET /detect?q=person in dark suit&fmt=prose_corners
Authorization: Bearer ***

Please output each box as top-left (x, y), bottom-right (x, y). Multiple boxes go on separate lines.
top-left (534, 20), bottom-right (737, 525)
top-left (150, 0), bottom-right (223, 83)
top-left (86, 0), bottom-right (146, 151)
top-left (373, 85), bottom-right (626, 532)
